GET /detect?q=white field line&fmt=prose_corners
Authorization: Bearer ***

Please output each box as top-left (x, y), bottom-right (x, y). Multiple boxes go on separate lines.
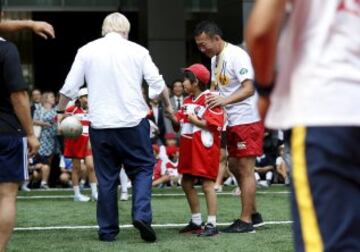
top-left (14, 221), bottom-right (293, 231)
top-left (17, 191), bottom-right (290, 199)
top-left (29, 184), bottom-right (288, 192)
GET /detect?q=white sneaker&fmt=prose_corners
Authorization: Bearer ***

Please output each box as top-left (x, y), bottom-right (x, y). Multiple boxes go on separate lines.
top-left (224, 177), bottom-right (234, 186)
top-left (91, 192), bottom-right (98, 201)
top-left (21, 184), bottom-right (31, 192)
top-left (74, 194), bottom-right (90, 202)
top-left (127, 181), bottom-right (132, 189)
top-left (232, 187), bottom-right (241, 196)
top-left (120, 192), bottom-right (129, 201)
top-left (214, 185), bottom-right (223, 193)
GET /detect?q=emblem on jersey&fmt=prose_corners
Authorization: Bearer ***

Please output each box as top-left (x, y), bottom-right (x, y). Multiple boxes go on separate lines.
top-left (215, 61), bottom-right (230, 86)
top-left (239, 68), bottom-right (248, 75)
top-left (237, 141), bottom-right (247, 150)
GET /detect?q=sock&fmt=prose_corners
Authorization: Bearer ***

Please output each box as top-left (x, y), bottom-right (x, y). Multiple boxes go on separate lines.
top-left (191, 213), bottom-right (202, 226)
top-left (207, 216), bottom-right (216, 226)
top-left (120, 169), bottom-right (128, 193)
top-left (41, 181), bottom-right (47, 186)
top-left (90, 183), bottom-right (97, 196)
top-left (73, 185), bottom-right (80, 197)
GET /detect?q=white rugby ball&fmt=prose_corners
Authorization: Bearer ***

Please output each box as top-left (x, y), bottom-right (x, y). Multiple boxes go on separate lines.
top-left (59, 116), bottom-right (83, 139)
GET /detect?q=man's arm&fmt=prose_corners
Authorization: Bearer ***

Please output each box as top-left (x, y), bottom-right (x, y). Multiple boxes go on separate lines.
top-left (0, 20), bottom-right (55, 39)
top-left (10, 91), bottom-right (40, 156)
top-left (245, 0), bottom-right (286, 84)
top-left (245, 0), bottom-right (287, 119)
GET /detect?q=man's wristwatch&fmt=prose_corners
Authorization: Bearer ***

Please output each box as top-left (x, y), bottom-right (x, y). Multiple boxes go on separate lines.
top-left (56, 110), bottom-right (65, 114)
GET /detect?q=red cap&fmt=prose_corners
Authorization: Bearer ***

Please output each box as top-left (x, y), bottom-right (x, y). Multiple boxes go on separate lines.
top-left (166, 146), bottom-right (178, 156)
top-left (183, 64), bottom-right (210, 84)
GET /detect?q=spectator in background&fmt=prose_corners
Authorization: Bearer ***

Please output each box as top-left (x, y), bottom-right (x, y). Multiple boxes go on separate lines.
top-left (148, 97), bottom-right (167, 144)
top-left (32, 91), bottom-right (58, 189)
top-left (59, 155), bottom-right (73, 187)
top-left (275, 145), bottom-right (289, 185)
top-left (30, 88), bottom-right (41, 117)
top-left (170, 80), bottom-right (185, 112)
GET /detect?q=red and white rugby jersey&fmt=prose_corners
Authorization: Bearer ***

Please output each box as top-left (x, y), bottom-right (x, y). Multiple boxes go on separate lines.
top-left (175, 90), bottom-right (225, 180)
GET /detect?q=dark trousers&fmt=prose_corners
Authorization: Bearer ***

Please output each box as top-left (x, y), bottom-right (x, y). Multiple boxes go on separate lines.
top-left (291, 126), bottom-right (360, 252)
top-left (90, 119), bottom-right (155, 240)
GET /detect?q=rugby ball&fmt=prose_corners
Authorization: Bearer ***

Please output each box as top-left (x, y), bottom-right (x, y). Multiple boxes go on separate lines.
top-left (59, 116), bottom-right (83, 139)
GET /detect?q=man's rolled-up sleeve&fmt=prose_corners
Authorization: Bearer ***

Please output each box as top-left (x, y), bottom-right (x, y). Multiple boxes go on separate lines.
top-left (60, 49), bottom-right (86, 99)
top-left (142, 52), bottom-right (166, 99)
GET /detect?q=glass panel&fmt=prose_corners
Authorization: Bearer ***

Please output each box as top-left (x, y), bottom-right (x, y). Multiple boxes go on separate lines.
top-left (64, 0), bottom-right (119, 7)
top-left (9, 0), bottom-right (62, 7)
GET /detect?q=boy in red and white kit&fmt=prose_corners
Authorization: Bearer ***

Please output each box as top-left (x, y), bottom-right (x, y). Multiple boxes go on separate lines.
top-left (168, 64), bottom-right (224, 237)
top-left (63, 88), bottom-right (98, 202)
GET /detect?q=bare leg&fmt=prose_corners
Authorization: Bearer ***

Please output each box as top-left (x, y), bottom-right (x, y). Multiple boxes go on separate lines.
top-left (0, 182), bottom-right (19, 252)
top-left (214, 148), bottom-right (227, 189)
top-left (202, 179), bottom-right (217, 216)
top-left (152, 175), bottom-right (171, 187)
top-left (228, 157), bottom-right (257, 223)
top-left (40, 164), bottom-right (50, 184)
top-left (71, 159), bottom-right (81, 186)
top-left (85, 156), bottom-right (97, 184)
top-left (181, 175), bottom-right (200, 214)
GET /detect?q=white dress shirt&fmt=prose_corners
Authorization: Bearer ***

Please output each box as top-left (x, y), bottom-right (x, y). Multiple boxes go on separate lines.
top-left (60, 32), bottom-right (166, 128)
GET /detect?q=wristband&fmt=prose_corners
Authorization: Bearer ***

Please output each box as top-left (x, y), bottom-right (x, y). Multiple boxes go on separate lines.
top-left (254, 80), bottom-right (274, 97)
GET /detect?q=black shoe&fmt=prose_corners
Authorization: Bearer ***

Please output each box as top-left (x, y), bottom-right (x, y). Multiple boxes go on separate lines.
top-left (198, 223), bottom-right (219, 237)
top-left (133, 220), bottom-right (157, 242)
top-left (222, 219), bottom-right (255, 233)
top-left (179, 220), bottom-right (203, 234)
top-left (252, 212), bottom-right (265, 228)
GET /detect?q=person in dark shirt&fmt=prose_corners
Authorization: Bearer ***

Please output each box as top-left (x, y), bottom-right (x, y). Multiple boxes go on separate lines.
top-left (0, 2), bottom-right (54, 250)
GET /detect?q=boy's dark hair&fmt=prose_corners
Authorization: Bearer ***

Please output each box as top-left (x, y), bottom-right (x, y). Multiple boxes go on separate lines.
top-left (183, 71), bottom-right (207, 91)
top-left (194, 21), bottom-right (223, 39)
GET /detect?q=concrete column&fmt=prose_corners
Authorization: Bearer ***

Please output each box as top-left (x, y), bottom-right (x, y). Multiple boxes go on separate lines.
top-left (139, 0), bottom-right (186, 84)
top-left (216, 0), bottom-right (243, 44)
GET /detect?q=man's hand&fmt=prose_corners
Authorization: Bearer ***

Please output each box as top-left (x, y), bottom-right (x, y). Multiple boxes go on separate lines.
top-left (31, 21), bottom-right (55, 39)
top-left (206, 93), bottom-right (227, 109)
top-left (186, 113), bottom-right (198, 124)
top-left (27, 135), bottom-right (40, 157)
top-left (164, 105), bottom-right (175, 119)
top-left (258, 96), bottom-right (270, 121)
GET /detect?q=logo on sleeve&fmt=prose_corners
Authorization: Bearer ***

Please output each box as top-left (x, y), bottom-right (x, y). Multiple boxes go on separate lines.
top-left (239, 68), bottom-right (248, 75)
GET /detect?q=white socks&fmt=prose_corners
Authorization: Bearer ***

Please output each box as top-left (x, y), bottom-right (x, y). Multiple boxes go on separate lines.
top-left (120, 169), bottom-right (129, 193)
top-left (90, 183), bottom-right (97, 196)
top-left (207, 216), bottom-right (216, 226)
top-left (73, 185), bottom-right (80, 197)
top-left (192, 213), bottom-right (202, 226)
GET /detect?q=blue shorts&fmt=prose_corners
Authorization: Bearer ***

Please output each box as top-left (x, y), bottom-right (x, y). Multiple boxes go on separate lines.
top-left (291, 126), bottom-right (360, 252)
top-left (0, 134), bottom-right (28, 182)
